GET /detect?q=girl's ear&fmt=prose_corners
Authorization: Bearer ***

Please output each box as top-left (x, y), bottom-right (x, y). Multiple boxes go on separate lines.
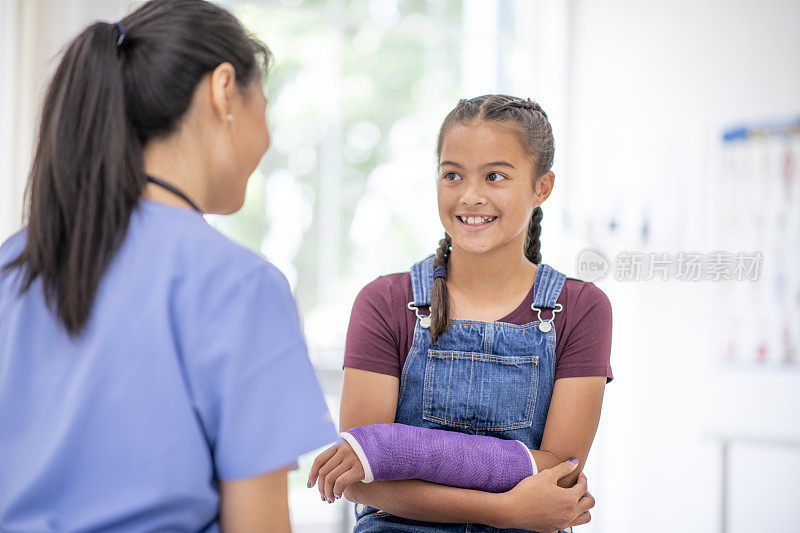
top-left (533, 171), bottom-right (555, 205)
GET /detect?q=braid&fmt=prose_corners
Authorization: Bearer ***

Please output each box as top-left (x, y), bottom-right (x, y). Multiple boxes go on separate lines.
top-left (524, 207), bottom-right (543, 264)
top-left (505, 97), bottom-right (548, 120)
top-left (430, 232), bottom-right (452, 344)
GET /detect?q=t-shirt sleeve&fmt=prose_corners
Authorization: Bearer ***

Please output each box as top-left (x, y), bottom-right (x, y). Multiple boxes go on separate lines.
top-left (555, 283), bottom-right (613, 382)
top-left (182, 264), bottom-right (338, 480)
top-left (343, 277), bottom-right (403, 378)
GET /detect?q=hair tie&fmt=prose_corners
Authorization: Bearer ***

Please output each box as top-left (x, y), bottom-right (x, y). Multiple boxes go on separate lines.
top-left (115, 21), bottom-right (126, 47)
top-left (433, 266), bottom-right (447, 280)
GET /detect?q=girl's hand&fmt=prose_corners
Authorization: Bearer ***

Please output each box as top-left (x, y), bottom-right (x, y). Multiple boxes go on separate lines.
top-left (492, 460), bottom-right (595, 532)
top-left (307, 441), bottom-right (365, 503)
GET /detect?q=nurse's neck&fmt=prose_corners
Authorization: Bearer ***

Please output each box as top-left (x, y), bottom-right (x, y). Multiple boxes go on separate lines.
top-left (142, 129), bottom-right (210, 213)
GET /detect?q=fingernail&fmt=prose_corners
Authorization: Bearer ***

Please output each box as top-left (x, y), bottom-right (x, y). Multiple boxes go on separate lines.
top-left (569, 458), bottom-right (579, 465)
top-left (307, 481), bottom-right (312, 488)
top-left (320, 495), bottom-right (325, 501)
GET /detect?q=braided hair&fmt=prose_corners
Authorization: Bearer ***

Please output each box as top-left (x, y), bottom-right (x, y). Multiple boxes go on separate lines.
top-left (429, 95), bottom-right (554, 344)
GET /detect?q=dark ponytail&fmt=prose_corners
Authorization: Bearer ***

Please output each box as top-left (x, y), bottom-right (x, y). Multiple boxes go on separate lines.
top-left (429, 95), bottom-right (553, 343)
top-left (429, 233), bottom-right (452, 344)
top-left (3, 0), bottom-right (271, 337)
top-left (524, 206), bottom-right (543, 265)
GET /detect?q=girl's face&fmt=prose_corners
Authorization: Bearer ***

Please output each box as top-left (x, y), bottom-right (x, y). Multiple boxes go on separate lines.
top-left (437, 120), bottom-right (550, 258)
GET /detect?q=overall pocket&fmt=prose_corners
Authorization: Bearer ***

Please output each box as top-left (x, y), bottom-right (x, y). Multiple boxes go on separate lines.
top-left (422, 350), bottom-right (538, 431)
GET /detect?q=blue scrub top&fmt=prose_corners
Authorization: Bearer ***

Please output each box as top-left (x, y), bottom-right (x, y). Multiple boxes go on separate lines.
top-left (0, 200), bottom-right (338, 532)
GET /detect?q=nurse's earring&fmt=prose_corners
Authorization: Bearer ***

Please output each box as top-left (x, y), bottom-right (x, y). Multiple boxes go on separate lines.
top-left (225, 114), bottom-right (233, 122)
top-left (532, 303), bottom-right (563, 333)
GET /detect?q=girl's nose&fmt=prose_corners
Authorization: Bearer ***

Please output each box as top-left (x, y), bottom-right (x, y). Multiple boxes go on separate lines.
top-left (460, 181), bottom-right (486, 205)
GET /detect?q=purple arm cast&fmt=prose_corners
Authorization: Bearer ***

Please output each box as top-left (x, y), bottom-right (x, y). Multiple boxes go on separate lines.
top-left (340, 423), bottom-right (536, 493)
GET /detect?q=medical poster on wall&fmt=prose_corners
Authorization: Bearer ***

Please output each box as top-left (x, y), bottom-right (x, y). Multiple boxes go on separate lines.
top-left (716, 117), bottom-right (800, 369)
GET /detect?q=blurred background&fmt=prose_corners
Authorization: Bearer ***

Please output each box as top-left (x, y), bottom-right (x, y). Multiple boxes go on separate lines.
top-left (1, 0), bottom-right (798, 531)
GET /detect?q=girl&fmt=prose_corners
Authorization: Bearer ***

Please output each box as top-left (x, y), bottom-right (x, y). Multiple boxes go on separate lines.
top-left (0, 1), bottom-right (336, 531)
top-left (309, 95), bottom-right (612, 532)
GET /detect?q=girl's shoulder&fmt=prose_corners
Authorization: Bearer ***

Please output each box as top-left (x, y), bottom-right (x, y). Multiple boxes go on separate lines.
top-left (561, 277), bottom-right (611, 305)
top-left (355, 271), bottom-right (414, 314)
top-left (558, 277), bottom-right (612, 326)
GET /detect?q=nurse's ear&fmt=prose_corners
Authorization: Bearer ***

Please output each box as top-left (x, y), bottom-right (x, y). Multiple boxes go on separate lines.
top-left (209, 62), bottom-right (237, 124)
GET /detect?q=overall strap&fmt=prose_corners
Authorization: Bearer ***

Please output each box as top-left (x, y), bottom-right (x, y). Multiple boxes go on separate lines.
top-left (531, 263), bottom-right (567, 308)
top-left (410, 255), bottom-right (435, 307)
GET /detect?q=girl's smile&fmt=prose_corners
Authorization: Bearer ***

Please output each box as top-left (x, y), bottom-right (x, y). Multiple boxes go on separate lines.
top-left (456, 215), bottom-right (498, 230)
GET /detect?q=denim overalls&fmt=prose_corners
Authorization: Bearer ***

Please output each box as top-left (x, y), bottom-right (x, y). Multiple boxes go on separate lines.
top-left (354, 256), bottom-right (572, 533)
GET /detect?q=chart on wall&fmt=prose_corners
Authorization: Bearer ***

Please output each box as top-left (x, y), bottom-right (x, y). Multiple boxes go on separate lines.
top-left (715, 117), bottom-right (800, 370)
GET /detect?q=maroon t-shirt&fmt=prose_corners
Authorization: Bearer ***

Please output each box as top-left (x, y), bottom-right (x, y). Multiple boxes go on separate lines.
top-left (344, 273), bottom-right (613, 382)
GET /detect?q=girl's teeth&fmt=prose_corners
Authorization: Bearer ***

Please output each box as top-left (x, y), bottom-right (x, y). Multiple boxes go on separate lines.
top-left (459, 216), bottom-right (496, 225)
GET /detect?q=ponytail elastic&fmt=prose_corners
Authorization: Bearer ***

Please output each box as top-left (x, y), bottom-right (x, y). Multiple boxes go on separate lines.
top-left (115, 22), bottom-right (126, 47)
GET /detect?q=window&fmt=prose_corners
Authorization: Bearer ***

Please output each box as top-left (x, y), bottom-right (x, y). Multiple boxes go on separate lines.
top-left (212, 1), bottom-right (543, 528)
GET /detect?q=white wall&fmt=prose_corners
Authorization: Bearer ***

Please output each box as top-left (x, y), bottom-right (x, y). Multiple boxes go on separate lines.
top-left (0, 0), bottom-right (128, 243)
top-left (0, 0), bottom-right (21, 243)
top-left (565, 1), bottom-right (800, 531)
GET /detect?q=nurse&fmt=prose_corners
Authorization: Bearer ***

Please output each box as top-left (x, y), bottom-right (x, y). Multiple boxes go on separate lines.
top-left (0, 0), bottom-right (336, 531)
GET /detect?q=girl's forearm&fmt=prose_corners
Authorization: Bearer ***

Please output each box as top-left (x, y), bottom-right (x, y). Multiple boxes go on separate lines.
top-left (531, 449), bottom-right (583, 488)
top-left (530, 449), bottom-right (559, 470)
top-left (343, 479), bottom-right (505, 526)
top-left (342, 424), bottom-right (535, 492)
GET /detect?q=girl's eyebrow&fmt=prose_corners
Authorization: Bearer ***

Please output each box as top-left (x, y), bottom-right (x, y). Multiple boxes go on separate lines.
top-left (439, 161), bottom-right (517, 168)
top-left (439, 161), bottom-right (516, 169)
top-left (484, 161), bottom-right (516, 169)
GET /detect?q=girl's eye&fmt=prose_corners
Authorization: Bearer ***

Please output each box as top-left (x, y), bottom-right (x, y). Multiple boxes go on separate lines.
top-left (486, 172), bottom-right (506, 182)
top-left (443, 172), bottom-right (462, 181)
